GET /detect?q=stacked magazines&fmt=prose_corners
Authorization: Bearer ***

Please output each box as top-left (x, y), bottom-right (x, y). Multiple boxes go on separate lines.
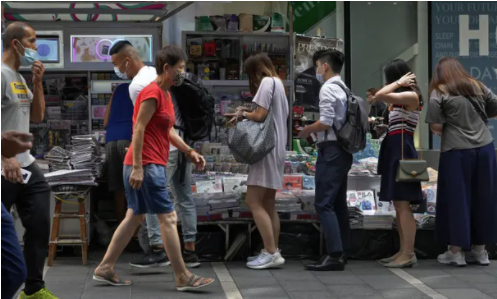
top-left (69, 135), bottom-right (102, 177)
top-left (45, 146), bottom-right (71, 172)
top-left (44, 169), bottom-right (96, 186)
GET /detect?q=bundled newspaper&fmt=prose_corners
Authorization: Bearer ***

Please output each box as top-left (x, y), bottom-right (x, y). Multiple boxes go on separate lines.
top-left (45, 146), bottom-right (71, 172)
top-left (69, 135), bottom-right (103, 177)
top-left (44, 169), bottom-right (96, 186)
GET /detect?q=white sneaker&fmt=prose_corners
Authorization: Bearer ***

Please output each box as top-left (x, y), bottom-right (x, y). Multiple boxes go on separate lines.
top-left (438, 250), bottom-right (466, 267)
top-left (466, 250), bottom-right (490, 266)
top-left (246, 250), bottom-right (285, 270)
top-left (247, 249), bottom-right (281, 262)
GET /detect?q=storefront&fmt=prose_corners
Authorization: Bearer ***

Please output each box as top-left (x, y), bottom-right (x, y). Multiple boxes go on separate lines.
top-left (2, 1), bottom-right (495, 262)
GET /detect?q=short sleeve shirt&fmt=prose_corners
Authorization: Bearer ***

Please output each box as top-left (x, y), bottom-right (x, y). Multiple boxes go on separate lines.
top-left (124, 82), bottom-right (175, 166)
top-left (1, 63), bottom-right (35, 167)
top-left (425, 86), bottom-right (497, 152)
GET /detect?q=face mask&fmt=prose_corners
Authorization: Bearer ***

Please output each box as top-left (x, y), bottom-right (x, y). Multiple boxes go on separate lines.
top-left (16, 41), bottom-right (37, 66)
top-left (173, 71), bottom-right (185, 86)
top-left (315, 64), bottom-right (327, 83)
top-left (114, 60), bottom-right (129, 80)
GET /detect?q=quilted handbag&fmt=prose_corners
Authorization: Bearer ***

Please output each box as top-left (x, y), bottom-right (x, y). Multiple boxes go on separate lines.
top-left (395, 102), bottom-right (429, 183)
top-left (227, 79), bottom-right (276, 165)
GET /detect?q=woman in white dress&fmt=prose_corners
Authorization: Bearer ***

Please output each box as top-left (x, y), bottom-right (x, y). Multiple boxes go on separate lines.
top-left (227, 53), bottom-right (289, 269)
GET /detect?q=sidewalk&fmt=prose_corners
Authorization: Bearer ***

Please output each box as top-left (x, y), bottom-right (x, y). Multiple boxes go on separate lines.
top-left (43, 251), bottom-right (497, 299)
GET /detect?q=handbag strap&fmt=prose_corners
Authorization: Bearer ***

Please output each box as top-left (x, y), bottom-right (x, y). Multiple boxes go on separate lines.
top-left (400, 96), bottom-right (423, 161)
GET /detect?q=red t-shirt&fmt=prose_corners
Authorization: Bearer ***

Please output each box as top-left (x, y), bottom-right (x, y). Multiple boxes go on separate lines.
top-left (124, 82), bottom-right (175, 167)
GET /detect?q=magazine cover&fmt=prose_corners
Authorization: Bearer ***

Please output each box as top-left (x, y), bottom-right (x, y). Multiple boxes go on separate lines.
top-left (223, 176), bottom-right (248, 193)
top-left (281, 175), bottom-right (303, 191)
top-left (356, 190), bottom-right (377, 215)
top-left (196, 179), bottom-right (223, 194)
top-left (294, 35), bottom-right (344, 112)
top-left (346, 191), bottom-right (358, 207)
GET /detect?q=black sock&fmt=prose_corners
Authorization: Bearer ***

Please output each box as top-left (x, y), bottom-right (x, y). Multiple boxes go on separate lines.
top-left (330, 251), bottom-right (343, 258)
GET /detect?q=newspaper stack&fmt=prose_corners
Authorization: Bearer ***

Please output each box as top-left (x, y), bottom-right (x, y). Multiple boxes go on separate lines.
top-left (44, 169), bottom-right (96, 186)
top-left (363, 214), bottom-right (394, 230)
top-left (45, 146), bottom-right (71, 172)
top-left (275, 191), bottom-right (302, 213)
top-left (348, 206), bottom-right (363, 229)
top-left (414, 214), bottom-right (436, 230)
top-left (69, 135), bottom-right (102, 177)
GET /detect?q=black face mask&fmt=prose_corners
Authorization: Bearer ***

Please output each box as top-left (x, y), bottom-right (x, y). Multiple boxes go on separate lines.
top-left (173, 71), bottom-right (186, 86)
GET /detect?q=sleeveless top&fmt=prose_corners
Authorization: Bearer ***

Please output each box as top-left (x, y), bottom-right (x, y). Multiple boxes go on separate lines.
top-left (388, 105), bottom-right (421, 136)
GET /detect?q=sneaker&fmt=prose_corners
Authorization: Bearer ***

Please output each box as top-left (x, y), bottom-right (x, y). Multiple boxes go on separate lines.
top-left (183, 249), bottom-right (201, 268)
top-left (466, 249), bottom-right (490, 266)
top-left (129, 250), bottom-right (170, 269)
top-left (246, 250), bottom-right (285, 270)
top-left (19, 288), bottom-right (59, 299)
top-left (247, 249), bottom-right (281, 262)
top-left (437, 250), bottom-right (466, 267)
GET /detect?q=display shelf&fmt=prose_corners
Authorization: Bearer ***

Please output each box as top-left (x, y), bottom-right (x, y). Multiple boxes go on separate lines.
top-left (182, 31), bottom-right (290, 37)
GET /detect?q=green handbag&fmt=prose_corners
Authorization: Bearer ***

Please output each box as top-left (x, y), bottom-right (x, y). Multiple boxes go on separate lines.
top-left (395, 105), bottom-right (429, 183)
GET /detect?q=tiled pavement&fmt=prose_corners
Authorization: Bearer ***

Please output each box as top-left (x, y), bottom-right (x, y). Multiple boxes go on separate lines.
top-left (43, 252), bottom-right (497, 299)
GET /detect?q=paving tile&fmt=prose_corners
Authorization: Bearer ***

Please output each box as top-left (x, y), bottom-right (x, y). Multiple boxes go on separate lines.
top-left (278, 280), bottom-right (327, 292)
top-left (327, 284), bottom-right (380, 297)
top-left (418, 275), bottom-right (470, 289)
top-left (472, 283), bottom-right (497, 295)
top-left (453, 274), bottom-right (497, 284)
top-left (239, 286), bottom-right (289, 298)
top-left (316, 274), bottom-right (365, 285)
top-left (357, 274), bottom-right (415, 290)
top-left (435, 288), bottom-right (493, 299)
top-left (403, 268), bottom-right (448, 279)
top-left (272, 270), bottom-right (317, 281)
top-left (229, 268), bottom-right (275, 279)
top-left (380, 288), bottom-right (431, 299)
top-left (82, 285), bottom-right (131, 299)
top-left (233, 277), bottom-right (281, 289)
top-left (287, 291), bottom-right (336, 299)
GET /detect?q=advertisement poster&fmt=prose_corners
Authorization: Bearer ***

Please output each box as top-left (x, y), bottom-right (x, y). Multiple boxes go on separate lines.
top-left (294, 35), bottom-right (344, 112)
top-left (71, 35), bottom-right (152, 63)
top-left (431, 2), bottom-right (497, 148)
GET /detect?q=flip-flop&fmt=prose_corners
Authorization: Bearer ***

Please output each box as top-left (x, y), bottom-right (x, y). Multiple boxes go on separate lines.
top-left (176, 274), bottom-right (215, 292)
top-left (93, 272), bottom-right (131, 286)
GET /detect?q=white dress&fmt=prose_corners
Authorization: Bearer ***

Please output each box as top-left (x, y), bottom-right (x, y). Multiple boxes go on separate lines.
top-left (246, 77), bottom-right (289, 190)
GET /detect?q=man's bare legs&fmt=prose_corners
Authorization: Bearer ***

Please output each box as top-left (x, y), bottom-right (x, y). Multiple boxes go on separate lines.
top-left (95, 209), bottom-right (143, 280)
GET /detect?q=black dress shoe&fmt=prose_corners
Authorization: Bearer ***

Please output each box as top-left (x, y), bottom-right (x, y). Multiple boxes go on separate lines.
top-left (305, 255), bottom-right (345, 271)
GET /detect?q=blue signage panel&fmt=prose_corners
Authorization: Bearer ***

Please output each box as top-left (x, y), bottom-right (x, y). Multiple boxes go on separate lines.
top-left (431, 1), bottom-right (497, 148)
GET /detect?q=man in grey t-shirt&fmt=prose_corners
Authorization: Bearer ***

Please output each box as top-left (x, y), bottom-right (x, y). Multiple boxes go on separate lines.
top-left (1, 22), bottom-right (57, 298)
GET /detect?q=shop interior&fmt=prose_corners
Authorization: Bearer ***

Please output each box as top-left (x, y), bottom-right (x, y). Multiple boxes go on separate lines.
top-left (2, 1), bottom-right (495, 266)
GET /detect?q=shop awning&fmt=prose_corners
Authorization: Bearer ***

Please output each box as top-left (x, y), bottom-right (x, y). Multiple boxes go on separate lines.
top-left (3, 1), bottom-right (193, 23)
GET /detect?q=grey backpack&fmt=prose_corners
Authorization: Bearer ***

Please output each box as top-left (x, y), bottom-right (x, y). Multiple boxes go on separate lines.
top-left (228, 79), bottom-right (276, 165)
top-left (331, 81), bottom-right (369, 154)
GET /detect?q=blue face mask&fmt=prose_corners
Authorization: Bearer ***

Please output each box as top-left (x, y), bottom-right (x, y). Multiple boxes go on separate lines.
top-left (16, 41), bottom-right (38, 66)
top-left (315, 64), bottom-right (325, 83)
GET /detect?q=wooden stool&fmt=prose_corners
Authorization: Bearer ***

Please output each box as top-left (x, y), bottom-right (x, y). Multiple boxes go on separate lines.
top-left (47, 190), bottom-right (89, 266)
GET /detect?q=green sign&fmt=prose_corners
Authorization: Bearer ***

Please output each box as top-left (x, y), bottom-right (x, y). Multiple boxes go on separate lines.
top-left (287, 1), bottom-right (337, 34)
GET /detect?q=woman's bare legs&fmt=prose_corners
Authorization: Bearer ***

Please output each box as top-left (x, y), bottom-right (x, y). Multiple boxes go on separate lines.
top-left (95, 209), bottom-right (144, 279)
top-left (246, 185), bottom-right (277, 254)
top-left (392, 201), bottom-right (416, 263)
top-left (262, 189), bottom-right (280, 247)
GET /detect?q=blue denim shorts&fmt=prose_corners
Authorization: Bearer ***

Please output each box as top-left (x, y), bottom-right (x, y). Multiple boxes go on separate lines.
top-left (123, 164), bottom-right (174, 215)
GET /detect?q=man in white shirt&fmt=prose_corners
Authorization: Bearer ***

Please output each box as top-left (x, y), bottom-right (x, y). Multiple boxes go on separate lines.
top-left (2, 22), bottom-right (58, 299)
top-left (299, 50), bottom-right (352, 271)
top-left (109, 41), bottom-right (200, 269)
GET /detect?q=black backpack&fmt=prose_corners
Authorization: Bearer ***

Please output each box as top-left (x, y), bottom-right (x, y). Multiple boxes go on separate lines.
top-left (331, 81), bottom-right (369, 154)
top-left (169, 73), bottom-right (215, 141)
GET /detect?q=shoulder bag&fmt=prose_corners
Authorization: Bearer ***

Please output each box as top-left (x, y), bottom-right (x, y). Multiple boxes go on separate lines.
top-left (227, 78), bottom-right (276, 165)
top-left (395, 104), bottom-right (429, 182)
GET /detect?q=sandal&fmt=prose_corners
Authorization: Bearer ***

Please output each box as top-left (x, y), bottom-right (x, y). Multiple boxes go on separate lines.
top-left (93, 271), bottom-right (131, 286)
top-left (176, 274), bottom-right (215, 292)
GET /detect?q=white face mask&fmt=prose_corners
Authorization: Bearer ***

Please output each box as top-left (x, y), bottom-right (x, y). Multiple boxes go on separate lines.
top-left (114, 60), bottom-right (129, 80)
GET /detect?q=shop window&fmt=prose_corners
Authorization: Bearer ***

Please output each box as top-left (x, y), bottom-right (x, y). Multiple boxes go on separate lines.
top-left (70, 35), bottom-right (153, 63)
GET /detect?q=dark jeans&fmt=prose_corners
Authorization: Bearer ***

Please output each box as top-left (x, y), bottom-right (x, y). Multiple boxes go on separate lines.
top-left (315, 142), bottom-right (353, 254)
top-left (2, 202), bottom-right (27, 298)
top-left (1, 162), bottom-right (51, 295)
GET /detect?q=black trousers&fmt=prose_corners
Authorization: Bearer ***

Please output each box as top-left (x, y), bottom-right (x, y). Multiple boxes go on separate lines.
top-left (1, 162), bottom-right (51, 295)
top-left (315, 142), bottom-right (353, 254)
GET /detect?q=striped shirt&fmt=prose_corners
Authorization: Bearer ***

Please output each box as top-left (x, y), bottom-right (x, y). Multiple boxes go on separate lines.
top-left (388, 105), bottom-right (421, 136)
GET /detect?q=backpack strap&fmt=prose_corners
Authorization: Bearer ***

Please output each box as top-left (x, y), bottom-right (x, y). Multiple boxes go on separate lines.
top-left (324, 81), bottom-right (350, 141)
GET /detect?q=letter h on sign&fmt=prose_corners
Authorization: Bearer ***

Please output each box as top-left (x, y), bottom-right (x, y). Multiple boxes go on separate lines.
top-left (459, 15), bottom-right (492, 56)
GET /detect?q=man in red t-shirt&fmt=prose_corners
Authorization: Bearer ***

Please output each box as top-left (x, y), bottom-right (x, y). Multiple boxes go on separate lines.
top-left (93, 46), bottom-right (214, 292)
